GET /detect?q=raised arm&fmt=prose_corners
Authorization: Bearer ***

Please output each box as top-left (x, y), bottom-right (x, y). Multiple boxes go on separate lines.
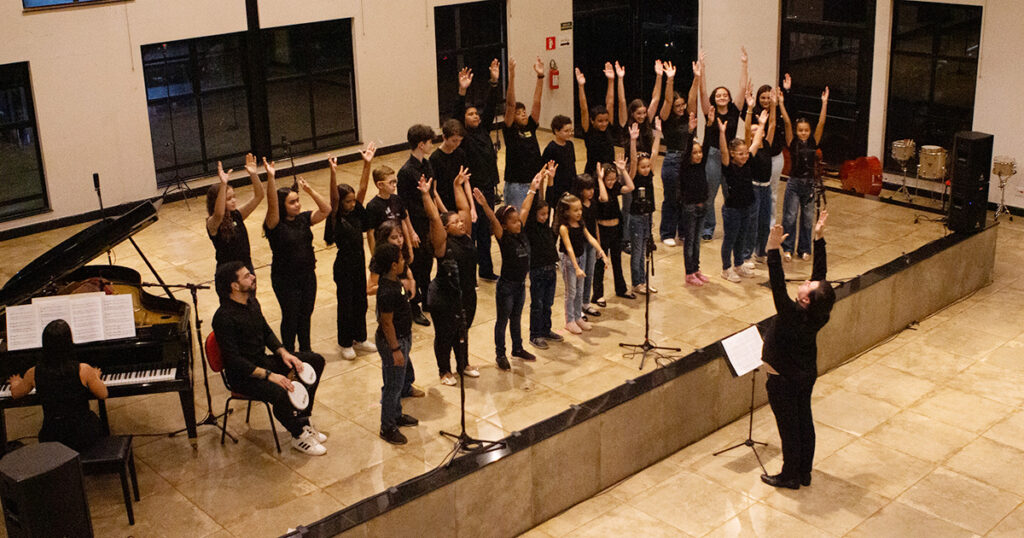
top-left (628, 123), bottom-right (639, 179)
top-left (649, 60), bottom-right (664, 120)
top-left (765, 224), bottom-right (791, 313)
top-left (766, 88), bottom-right (778, 146)
top-left (749, 111), bottom-right (767, 155)
top-left (651, 117), bottom-right (663, 159)
top-left (814, 86), bottom-right (829, 144)
top-left (811, 210), bottom-right (828, 281)
top-left (206, 161), bottom-right (231, 236)
top-left (615, 61), bottom-right (628, 127)
top-left (519, 168), bottom-right (544, 223)
top-left (617, 156), bottom-right (635, 193)
top-left (596, 164), bottom-right (609, 202)
top-left (356, 142), bottom-right (375, 204)
top-left (299, 177), bottom-right (331, 225)
top-left (328, 156), bottom-right (339, 212)
top-left (697, 50), bottom-right (711, 118)
top-left (687, 64), bottom-right (700, 120)
top-left (603, 61), bottom-right (616, 124)
top-left (737, 47), bottom-right (749, 106)
top-left (743, 84), bottom-right (755, 146)
top-left (474, 187), bottom-right (503, 240)
top-left (659, 61), bottom-right (676, 121)
top-left (263, 157), bottom-right (279, 230)
top-left (504, 59), bottom-right (518, 127)
top-left (452, 166), bottom-right (473, 227)
top-left (779, 89), bottom-right (793, 146)
top-left (480, 59), bottom-right (501, 127)
top-left (531, 57), bottom-right (544, 123)
top-left (238, 153), bottom-right (266, 219)
top-left (419, 177), bottom-right (447, 258)
top-left (718, 119), bottom-right (730, 166)
top-left (576, 68), bottom-right (590, 132)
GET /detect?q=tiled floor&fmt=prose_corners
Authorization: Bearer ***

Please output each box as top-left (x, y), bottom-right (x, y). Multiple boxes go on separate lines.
top-left (0, 131), bottom-right (1015, 537)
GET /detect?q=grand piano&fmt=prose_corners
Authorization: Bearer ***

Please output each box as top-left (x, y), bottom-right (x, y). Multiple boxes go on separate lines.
top-left (0, 201), bottom-right (197, 451)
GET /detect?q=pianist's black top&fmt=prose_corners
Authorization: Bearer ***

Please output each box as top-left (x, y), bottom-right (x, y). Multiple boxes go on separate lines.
top-left (36, 363), bottom-right (103, 452)
top-left (211, 297), bottom-right (284, 387)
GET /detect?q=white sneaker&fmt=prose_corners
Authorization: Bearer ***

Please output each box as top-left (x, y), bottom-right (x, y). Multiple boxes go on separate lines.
top-left (462, 366), bottom-right (481, 378)
top-left (721, 268), bottom-right (742, 283)
top-left (783, 252), bottom-right (793, 262)
top-left (753, 255), bottom-right (767, 264)
top-left (801, 253), bottom-right (811, 261)
top-left (353, 341), bottom-right (377, 353)
top-left (340, 346), bottom-right (356, 360)
top-left (304, 423), bottom-right (327, 443)
top-left (662, 238), bottom-right (677, 247)
top-left (742, 260), bottom-right (756, 270)
top-left (735, 265), bottom-right (755, 278)
top-left (292, 428), bottom-right (327, 456)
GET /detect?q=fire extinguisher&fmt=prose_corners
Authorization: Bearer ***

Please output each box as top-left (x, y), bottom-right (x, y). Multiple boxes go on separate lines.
top-left (549, 59), bottom-right (559, 90)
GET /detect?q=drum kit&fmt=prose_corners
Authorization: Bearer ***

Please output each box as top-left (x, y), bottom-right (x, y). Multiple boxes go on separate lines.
top-left (890, 139), bottom-right (949, 203)
top-left (993, 156), bottom-right (1018, 221)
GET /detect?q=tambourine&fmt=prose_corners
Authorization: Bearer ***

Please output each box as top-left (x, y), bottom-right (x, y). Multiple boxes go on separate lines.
top-left (288, 362), bottom-right (316, 410)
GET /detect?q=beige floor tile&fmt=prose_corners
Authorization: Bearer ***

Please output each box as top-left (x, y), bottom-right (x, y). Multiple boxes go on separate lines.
top-left (90, 481), bottom-right (224, 538)
top-left (322, 453), bottom-right (432, 507)
top-left (846, 500), bottom-right (974, 538)
top-left (897, 467), bottom-right (1021, 534)
top-left (705, 502), bottom-right (834, 538)
top-left (813, 387), bottom-right (901, 436)
top-left (983, 409), bottom-right (1024, 453)
top-left (604, 458), bottom-right (684, 503)
top-left (909, 387), bottom-right (1014, 434)
top-left (863, 410), bottom-right (977, 463)
top-left (628, 470), bottom-right (753, 536)
top-left (945, 437), bottom-right (1024, 497)
top-left (876, 340), bottom-right (979, 384)
top-left (987, 502), bottom-right (1024, 538)
top-left (955, 361), bottom-right (1024, 407)
top-left (837, 362), bottom-right (936, 408)
top-left (815, 438), bottom-right (935, 498)
top-left (533, 492), bottom-right (623, 537)
top-left (690, 445), bottom-right (783, 500)
top-left (135, 426), bottom-right (270, 486)
top-left (565, 504), bottom-right (692, 538)
top-left (222, 490), bottom-right (344, 538)
top-left (761, 471), bottom-right (890, 535)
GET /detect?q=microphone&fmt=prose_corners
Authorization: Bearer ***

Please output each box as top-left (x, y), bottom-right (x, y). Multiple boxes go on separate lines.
top-left (93, 172), bottom-right (100, 191)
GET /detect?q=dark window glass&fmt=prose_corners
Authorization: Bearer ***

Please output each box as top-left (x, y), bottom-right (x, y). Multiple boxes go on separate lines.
top-left (0, 62), bottom-right (48, 221)
top-left (884, 1), bottom-right (981, 173)
top-left (434, 1), bottom-right (507, 123)
top-left (264, 19), bottom-right (358, 159)
top-left (785, 0), bottom-right (871, 25)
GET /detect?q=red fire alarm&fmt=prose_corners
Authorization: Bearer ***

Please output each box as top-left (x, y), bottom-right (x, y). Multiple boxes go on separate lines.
top-left (546, 37), bottom-right (556, 50)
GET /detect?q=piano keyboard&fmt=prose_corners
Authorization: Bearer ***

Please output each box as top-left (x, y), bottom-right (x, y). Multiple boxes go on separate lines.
top-left (0, 367), bottom-right (177, 398)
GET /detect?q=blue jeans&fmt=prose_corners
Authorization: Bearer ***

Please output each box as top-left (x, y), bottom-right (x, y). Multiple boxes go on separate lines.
top-left (620, 190), bottom-right (633, 240)
top-left (560, 252), bottom-right (584, 323)
top-left (473, 192), bottom-right (495, 277)
top-left (659, 151), bottom-right (684, 240)
top-left (580, 244), bottom-right (596, 306)
top-left (630, 214), bottom-right (652, 286)
top-left (495, 278), bottom-right (526, 355)
top-left (781, 177), bottom-right (815, 255)
top-left (770, 153), bottom-right (784, 226)
top-left (529, 265), bottom-right (557, 339)
top-left (744, 184), bottom-right (773, 260)
top-left (681, 203), bottom-right (705, 275)
top-left (503, 182), bottom-right (531, 211)
top-left (721, 205), bottom-right (751, 270)
top-left (376, 334), bottom-right (411, 432)
top-left (701, 147), bottom-right (723, 237)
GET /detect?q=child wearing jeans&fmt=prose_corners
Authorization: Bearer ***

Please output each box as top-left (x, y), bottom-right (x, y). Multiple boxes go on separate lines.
top-left (555, 194), bottom-right (606, 335)
top-left (372, 243), bottom-right (419, 446)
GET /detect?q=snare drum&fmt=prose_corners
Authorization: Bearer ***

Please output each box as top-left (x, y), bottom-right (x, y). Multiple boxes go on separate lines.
top-left (918, 145), bottom-right (947, 180)
top-left (891, 139), bottom-right (916, 162)
top-left (993, 156), bottom-right (1017, 178)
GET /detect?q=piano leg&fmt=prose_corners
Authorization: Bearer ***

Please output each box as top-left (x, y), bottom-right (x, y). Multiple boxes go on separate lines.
top-left (179, 390), bottom-right (198, 453)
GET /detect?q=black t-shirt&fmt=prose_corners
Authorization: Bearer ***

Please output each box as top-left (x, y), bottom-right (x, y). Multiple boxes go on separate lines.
top-left (264, 210), bottom-right (315, 276)
top-left (559, 223), bottom-right (586, 256)
top-left (498, 232), bottom-right (530, 282)
top-left (442, 233), bottom-right (477, 298)
top-left (742, 102), bottom-right (786, 157)
top-left (542, 140), bottom-right (577, 199)
top-left (502, 118), bottom-right (542, 184)
top-left (397, 155), bottom-right (434, 227)
top-left (525, 217), bottom-right (558, 269)
top-left (597, 182), bottom-right (623, 220)
top-left (790, 137), bottom-right (818, 180)
top-left (365, 195), bottom-right (407, 233)
top-left (376, 277), bottom-right (412, 340)
top-left (211, 298), bottom-right (283, 387)
top-left (680, 157), bottom-right (709, 204)
top-left (662, 114), bottom-right (690, 152)
top-left (752, 146), bottom-right (773, 183)
top-left (584, 126), bottom-right (616, 175)
top-left (328, 202), bottom-right (367, 267)
top-left (581, 200), bottom-right (598, 237)
top-left (631, 172), bottom-right (656, 215)
top-left (454, 84), bottom-right (501, 190)
top-left (209, 209), bottom-right (253, 271)
top-left (704, 104), bottom-right (741, 151)
top-left (723, 160), bottom-right (755, 209)
top-left (428, 147), bottom-right (467, 211)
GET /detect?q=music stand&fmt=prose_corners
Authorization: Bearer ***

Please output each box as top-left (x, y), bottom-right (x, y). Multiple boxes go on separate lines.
top-left (712, 326), bottom-right (768, 475)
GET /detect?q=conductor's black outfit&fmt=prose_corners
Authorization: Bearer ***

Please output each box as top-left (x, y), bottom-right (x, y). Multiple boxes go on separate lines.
top-left (762, 237), bottom-right (829, 483)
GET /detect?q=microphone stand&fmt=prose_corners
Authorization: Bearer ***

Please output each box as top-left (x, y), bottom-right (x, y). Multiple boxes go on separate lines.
top-left (158, 43), bottom-right (193, 209)
top-left (282, 136), bottom-right (298, 190)
top-left (93, 172), bottom-right (113, 265)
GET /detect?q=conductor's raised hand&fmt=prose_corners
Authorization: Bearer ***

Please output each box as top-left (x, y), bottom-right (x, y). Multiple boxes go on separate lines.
top-left (766, 224), bottom-right (788, 251)
top-left (814, 209), bottom-right (828, 239)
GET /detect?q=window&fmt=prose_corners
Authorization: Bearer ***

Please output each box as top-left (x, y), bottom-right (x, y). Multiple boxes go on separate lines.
top-left (434, 1), bottom-right (507, 123)
top-left (141, 18), bottom-right (357, 186)
top-left (883, 1), bottom-right (981, 173)
top-left (264, 19), bottom-right (358, 159)
top-left (0, 62), bottom-right (48, 222)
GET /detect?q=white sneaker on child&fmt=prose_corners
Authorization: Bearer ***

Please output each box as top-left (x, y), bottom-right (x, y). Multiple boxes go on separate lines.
top-left (721, 268), bottom-right (742, 283)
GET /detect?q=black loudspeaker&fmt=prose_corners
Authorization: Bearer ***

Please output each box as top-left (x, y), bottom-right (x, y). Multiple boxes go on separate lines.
top-left (0, 443), bottom-right (93, 537)
top-left (948, 131), bottom-right (993, 233)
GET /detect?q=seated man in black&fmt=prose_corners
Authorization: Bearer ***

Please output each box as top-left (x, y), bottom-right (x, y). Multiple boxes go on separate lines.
top-left (211, 261), bottom-right (328, 456)
top-left (760, 210), bottom-right (834, 489)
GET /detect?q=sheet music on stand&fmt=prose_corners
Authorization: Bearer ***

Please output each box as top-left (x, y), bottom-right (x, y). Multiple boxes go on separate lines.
top-left (721, 325), bottom-right (764, 377)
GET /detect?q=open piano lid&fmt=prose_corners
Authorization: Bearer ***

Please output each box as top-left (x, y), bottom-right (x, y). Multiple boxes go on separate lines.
top-left (0, 201), bottom-right (160, 309)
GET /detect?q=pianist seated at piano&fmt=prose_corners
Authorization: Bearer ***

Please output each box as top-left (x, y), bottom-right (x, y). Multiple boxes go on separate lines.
top-left (211, 261), bottom-right (328, 456)
top-left (7, 319), bottom-right (108, 452)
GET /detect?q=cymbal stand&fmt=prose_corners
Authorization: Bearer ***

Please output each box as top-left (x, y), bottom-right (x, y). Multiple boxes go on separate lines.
top-left (994, 172), bottom-right (1015, 221)
top-left (892, 160), bottom-right (912, 202)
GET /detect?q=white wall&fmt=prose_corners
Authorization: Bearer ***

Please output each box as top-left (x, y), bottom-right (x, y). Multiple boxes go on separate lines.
top-left (0, 0), bottom-right (567, 233)
top-left (508, 0), bottom-right (574, 130)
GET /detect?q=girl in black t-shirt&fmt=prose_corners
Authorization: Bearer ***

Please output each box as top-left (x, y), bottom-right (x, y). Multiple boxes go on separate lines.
top-left (717, 111), bottom-right (766, 284)
top-left (627, 119), bottom-right (663, 296)
top-left (780, 87), bottom-right (829, 260)
top-left (594, 159), bottom-right (635, 302)
top-left (574, 66), bottom-right (617, 176)
top-left (326, 144), bottom-right (376, 360)
top-left (206, 154), bottom-right (266, 273)
top-left (571, 173), bottom-right (601, 318)
top-left (556, 194), bottom-right (606, 336)
top-left (681, 139), bottom-right (710, 286)
top-left (475, 168), bottom-right (546, 371)
top-left (698, 49), bottom-right (747, 240)
top-left (263, 160), bottom-right (331, 353)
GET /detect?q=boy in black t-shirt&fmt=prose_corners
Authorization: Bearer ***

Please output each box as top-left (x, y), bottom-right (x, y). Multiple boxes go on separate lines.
top-left (541, 115), bottom-right (577, 203)
top-left (373, 244), bottom-right (419, 445)
top-left (365, 165), bottom-right (413, 255)
top-left (502, 57), bottom-right (545, 209)
top-left (717, 111), bottom-right (766, 283)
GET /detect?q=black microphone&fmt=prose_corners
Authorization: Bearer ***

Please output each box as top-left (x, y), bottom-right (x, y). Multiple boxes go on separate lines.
top-left (93, 172), bottom-right (100, 191)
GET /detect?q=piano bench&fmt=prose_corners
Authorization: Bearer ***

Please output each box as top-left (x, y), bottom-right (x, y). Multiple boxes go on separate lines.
top-left (80, 435), bottom-right (138, 525)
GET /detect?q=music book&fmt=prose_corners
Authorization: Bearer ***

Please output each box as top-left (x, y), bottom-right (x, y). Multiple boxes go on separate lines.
top-left (721, 325), bottom-right (764, 377)
top-left (5, 293), bottom-right (137, 351)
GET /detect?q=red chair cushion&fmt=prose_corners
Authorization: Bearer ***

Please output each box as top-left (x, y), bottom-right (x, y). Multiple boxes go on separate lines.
top-left (205, 332), bottom-right (223, 373)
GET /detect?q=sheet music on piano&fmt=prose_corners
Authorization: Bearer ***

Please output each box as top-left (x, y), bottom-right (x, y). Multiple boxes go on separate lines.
top-left (4, 292), bottom-right (137, 350)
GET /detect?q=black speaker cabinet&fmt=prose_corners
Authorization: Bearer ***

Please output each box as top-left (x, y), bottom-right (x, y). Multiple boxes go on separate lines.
top-left (0, 443), bottom-right (93, 537)
top-left (948, 131), bottom-right (993, 233)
